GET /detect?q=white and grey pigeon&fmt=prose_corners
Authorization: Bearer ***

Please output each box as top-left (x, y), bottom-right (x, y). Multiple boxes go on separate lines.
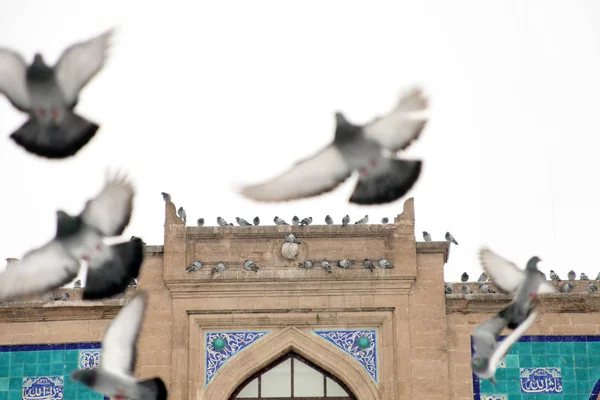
top-left (479, 284), bottom-right (495, 293)
top-left (422, 231), bottom-right (432, 241)
top-left (211, 262), bottom-right (227, 275)
top-left (299, 260), bottom-right (313, 269)
top-left (292, 216), bottom-right (300, 225)
top-left (363, 259), bottom-right (375, 273)
top-left (321, 260), bottom-right (332, 274)
top-left (177, 207), bottom-right (186, 223)
top-left (568, 270), bottom-right (576, 280)
top-left (239, 88), bottom-right (428, 205)
top-left (285, 233), bottom-right (301, 244)
top-left (325, 215), bottom-right (333, 225)
top-left (477, 272), bottom-right (489, 283)
top-left (580, 272), bottom-right (590, 280)
top-left (445, 232), bottom-right (458, 245)
top-left (342, 215), bottom-right (350, 226)
top-left (560, 282), bottom-right (574, 293)
top-left (71, 291), bottom-right (168, 400)
top-left (185, 261), bottom-right (202, 272)
top-left (461, 272), bottom-right (469, 282)
top-left (0, 172), bottom-right (144, 301)
top-left (197, 218), bottom-right (204, 227)
top-left (588, 283), bottom-right (598, 293)
top-left (300, 217), bottom-right (313, 226)
top-left (549, 270), bottom-right (561, 281)
top-left (273, 216), bottom-right (289, 225)
top-left (378, 259), bottom-right (393, 269)
top-left (0, 29), bottom-right (113, 159)
top-left (337, 259), bottom-right (355, 269)
top-left (253, 217), bottom-right (260, 226)
top-left (55, 292), bottom-right (70, 301)
top-left (461, 285), bottom-right (472, 294)
top-left (216, 217), bottom-right (230, 227)
top-left (244, 260), bottom-right (258, 272)
top-left (381, 217), bottom-right (389, 224)
top-left (161, 192), bottom-right (171, 202)
top-left (355, 215), bottom-right (368, 225)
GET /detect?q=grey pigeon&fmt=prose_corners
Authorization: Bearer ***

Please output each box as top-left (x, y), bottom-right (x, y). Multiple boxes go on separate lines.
top-left (71, 291), bottom-right (168, 400)
top-left (217, 217), bottom-right (230, 227)
top-left (381, 217), bottom-right (389, 224)
top-left (253, 217), bottom-right (260, 226)
top-left (177, 207), bottom-right (186, 223)
top-left (236, 217), bottom-right (252, 226)
top-left (185, 261), bottom-right (202, 272)
top-left (292, 216), bottom-right (300, 225)
top-left (0, 30), bottom-right (113, 159)
top-left (321, 260), bottom-right (332, 274)
top-left (568, 270), bottom-right (576, 280)
top-left (274, 216), bottom-right (289, 225)
top-left (479, 284), bottom-right (495, 293)
top-left (74, 279), bottom-right (82, 288)
top-left (549, 270), bottom-right (561, 281)
top-left (461, 272), bottom-right (469, 282)
top-left (342, 215), bottom-right (350, 226)
top-left (363, 259), bottom-right (375, 272)
top-left (325, 215), bottom-right (333, 225)
top-left (43, 292), bottom-right (53, 301)
top-left (461, 285), bottom-right (472, 294)
top-left (588, 283), bottom-right (598, 293)
top-left (240, 88), bottom-right (428, 205)
top-left (300, 217), bottom-right (313, 226)
top-left (355, 215), bottom-right (368, 225)
top-left (422, 231), bottom-right (432, 241)
top-left (161, 192), bottom-right (171, 202)
top-left (580, 272), bottom-right (590, 280)
top-left (197, 218), bottom-right (204, 227)
top-left (55, 292), bottom-right (70, 301)
top-left (378, 259), bottom-right (393, 269)
top-left (477, 272), bottom-right (489, 283)
top-left (244, 260), bottom-right (259, 272)
top-left (337, 259), bottom-right (355, 269)
top-left (445, 232), bottom-right (458, 245)
top-left (560, 282), bottom-right (573, 293)
top-left (0, 172), bottom-right (143, 302)
top-left (285, 233), bottom-right (301, 244)
top-left (445, 284), bottom-right (452, 294)
top-left (299, 260), bottom-right (313, 269)
top-left (211, 262), bottom-right (227, 275)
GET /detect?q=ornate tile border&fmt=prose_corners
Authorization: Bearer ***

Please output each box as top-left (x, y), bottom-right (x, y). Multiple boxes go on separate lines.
top-left (205, 331), bottom-right (269, 385)
top-left (312, 329), bottom-right (378, 383)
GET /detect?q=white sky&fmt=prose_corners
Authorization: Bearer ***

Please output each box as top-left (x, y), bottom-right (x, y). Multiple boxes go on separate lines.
top-left (1, 0), bottom-right (599, 284)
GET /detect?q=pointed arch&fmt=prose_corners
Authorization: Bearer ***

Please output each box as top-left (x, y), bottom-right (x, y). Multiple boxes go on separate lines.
top-left (203, 326), bottom-right (380, 400)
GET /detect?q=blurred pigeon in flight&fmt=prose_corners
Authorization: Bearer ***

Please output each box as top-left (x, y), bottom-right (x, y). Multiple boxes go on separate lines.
top-left (274, 216), bottom-right (289, 225)
top-left (580, 272), bottom-right (590, 280)
top-left (461, 272), bottom-right (469, 282)
top-left (363, 259), bottom-right (375, 272)
top-left (588, 283), bottom-right (598, 293)
top-left (321, 260), bottom-right (332, 274)
top-left (337, 259), bottom-right (355, 269)
top-left (185, 261), bottom-right (201, 272)
top-left (477, 272), bottom-right (489, 283)
top-left (239, 88), bottom-right (428, 205)
top-left (253, 217), bottom-right (260, 226)
top-left (211, 262), bottom-right (227, 275)
top-left (560, 282), bottom-right (573, 293)
top-left (244, 260), bottom-right (258, 272)
top-left (325, 215), bottom-right (333, 225)
top-left (292, 216), bottom-right (299, 225)
top-left (445, 232), bottom-right (458, 245)
top-left (422, 231), bottom-right (432, 241)
top-left (0, 29), bottom-right (113, 158)
top-left (71, 291), bottom-right (168, 400)
top-left (177, 207), bottom-right (186, 223)
top-left (549, 270), bottom-right (560, 281)
top-left (0, 172), bottom-right (144, 301)
top-left (355, 215), bottom-right (368, 225)
top-left (161, 192), bottom-right (171, 202)
top-left (342, 215), bottom-right (350, 226)
top-left (197, 218), bottom-right (204, 227)
top-left (300, 217), bottom-right (312, 226)
top-left (381, 217), bottom-right (389, 224)
top-left (378, 259), bottom-right (393, 269)
top-left (568, 270), bottom-right (576, 280)
top-left (299, 260), bottom-right (313, 269)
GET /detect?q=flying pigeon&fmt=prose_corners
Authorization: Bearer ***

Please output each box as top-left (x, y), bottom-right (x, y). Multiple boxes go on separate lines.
top-left (461, 285), bottom-right (472, 294)
top-left (299, 260), bottom-right (313, 269)
top-left (560, 282), bottom-right (573, 293)
top-left (342, 215), bottom-right (350, 226)
top-left (588, 283), bottom-right (598, 293)
top-left (211, 262), bottom-right (227, 275)
top-left (445, 284), bottom-right (452, 294)
top-left (197, 218), bottom-right (204, 227)
top-left (461, 272), bottom-right (469, 282)
top-left (239, 88), bottom-right (428, 205)
top-left (185, 261), bottom-right (202, 272)
top-left (300, 217), bottom-right (313, 226)
top-left (274, 216), bottom-right (289, 225)
top-left (0, 172), bottom-right (143, 301)
top-left (217, 217), bottom-right (230, 227)
top-left (253, 217), bottom-right (260, 226)
top-left (74, 279), bottom-right (82, 288)
top-left (567, 270), bottom-right (576, 280)
top-left (378, 259), bottom-right (393, 269)
top-left (161, 192), bottom-right (171, 202)
top-left (292, 216), bottom-right (300, 225)
top-left (325, 215), bottom-right (333, 225)
top-left (244, 260), bottom-right (258, 272)
top-left (445, 232), bottom-right (458, 245)
top-left (71, 291), bottom-right (168, 400)
top-left (549, 270), bottom-right (561, 281)
top-left (177, 207), bottom-right (186, 223)
top-left (363, 259), bottom-right (375, 272)
top-left (422, 231), bottom-right (432, 241)
top-left (381, 217), bottom-right (389, 224)
top-left (337, 259), bottom-right (355, 269)
top-left (355, 215), bottom-right (368, 225)
top-left (0, 29), bottom-right (113, 159)
top-left (321, 260), bottom-right (332, 274)
top-left (479, 284), bottom-right (495, 293)
top-left (477, 273), bottom-right (489, 283)
top-left (580, 272), bottom-right (590, 280)
top-left (285, 233), bottom-right (301, 244)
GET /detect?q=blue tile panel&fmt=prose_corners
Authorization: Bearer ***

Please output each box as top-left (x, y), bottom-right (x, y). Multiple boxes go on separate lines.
top-left (471, 335), bottom-right (600, 400)
top-left (0, 343), bottom-right (108, 400)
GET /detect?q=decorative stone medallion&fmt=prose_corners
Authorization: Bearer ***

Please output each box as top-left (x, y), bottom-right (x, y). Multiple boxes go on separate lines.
top-left (22, 376), bottom-right (63, 400)
top-left (78, 350), bottom-right (101, 370)
top-left (313, 329), bottom-right (378, 383)
top-left (205, 331), bottom-right (269, 385)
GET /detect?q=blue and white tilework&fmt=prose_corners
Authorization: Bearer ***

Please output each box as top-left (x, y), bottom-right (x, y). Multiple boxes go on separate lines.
top-left (313, 329), bottom-right (378, 383)
top-left (205, 331), bottom-right (269, 385)
top-left (78, 350), bottom-right (101, 370)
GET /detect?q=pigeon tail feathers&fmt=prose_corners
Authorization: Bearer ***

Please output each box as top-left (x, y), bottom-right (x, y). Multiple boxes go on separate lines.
top-left (349, 159), bottom-right (421, 205)
top-left (138, 377), bottom-right (168, 400)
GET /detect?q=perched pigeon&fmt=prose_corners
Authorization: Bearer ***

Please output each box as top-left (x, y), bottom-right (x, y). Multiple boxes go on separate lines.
top-left (445, 232), bottom-right (458, 245)
top-left (378, 259), bottom-right (393, 269)
top-left (239, 88), bottom-right (428, 205)
top-left (185, 261), bottom-right (202, 272)
top-left (71, 291), bottom-right (168, 400)
top-left (161, 192), bottom-right (171, 202)
top-left (381, 217), bottom-right (389, 224)
top-left (337, 259), bottom-right (355, 269)
top-left (211, 262), bottom-right (227, 275)
top-left (43, 292), bottom-right (53, 301)
top-left (363, 259), bottom-right (375, 272)
top-left (55, 292), bottom-right (70, 301)
top-left (197, 218), bottom-right (204, 227)
top-left (596, 272), bottom-right (600, 281)
top-left (321, 260), bottom-right (332, 274)
top-left (477, 273), bottom-right (489, 283)
top-left (549, 270), bottom-right (561, 281)
top-left (568, 270), bottom-right (576, 280)
top-left (325, 215), bottom-right (334, 225)
top-left (285, 233), bottom-right (301, 244)
top-left (0, 172), bottom-right (143, 301)
top-left (299, 260), bottom-right (313, 269)
top-left (445, 284), bottom-right (452, 294)
top-left (461, 272), bottom-right (469, 282)
top-left (342, 215), bottom-right (350, 226)
top-left (479, 284), bottom-right (495, 293)
top-left (244, 260), bottom-right (258, 272)
top-left (274, 216), bottom-right (289, 225)
top-left (422, 231), bottom-right (432, 241)
top-left (588, 283), bottom-right (598, 293)
top-left (236, 217), bottom-right (253, 226)
top-left (300, 217), bottom-right (313, 226)
top-left (461, 285), bottom-right (472, 294)
top-left (74, 279), bottom-right (82, 288)
top-left (253, 217), bottom-right (260, 226)
top-left (292, 216), bottom-right (300, 225)
top-left (177, 207), bottom-right (186, 223)
top-left (560, 282), bottom-right (573, 293)
top-left (355, 215), bottom-right (368, 225)
top-left (580, 272), bottom-right (590, 280)
top-left (0, 30), bottom-right (113, 158)
top-left (217, 217), bottom-right (230, 227)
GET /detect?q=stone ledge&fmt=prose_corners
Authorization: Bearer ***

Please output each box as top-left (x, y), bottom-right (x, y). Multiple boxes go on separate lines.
top-left (0, 301), bottom-right (125, 322)
top-left (416, 241), bottom-right (450, 263)
top-left (144, 245), bottom-right (164, 254)
top-left (445, 293), bottom-right (600, 314)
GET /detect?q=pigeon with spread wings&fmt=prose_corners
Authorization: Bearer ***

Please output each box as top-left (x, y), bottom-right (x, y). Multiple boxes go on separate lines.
top-left (0, 171), bottom-right (143, 302)
top-left (240, 87), bottom-right (429, 205)
top-left (0, 29), bottom-right (112, 158)
top-left (71, 291), bottom-right (168, 400)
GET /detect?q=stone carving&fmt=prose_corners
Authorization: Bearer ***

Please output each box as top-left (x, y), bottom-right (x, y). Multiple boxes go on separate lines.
top-left (22, 376), bottom-right (63, 400)
top-left (520, 367), bottom-right (562, 394)
top-left (79, 349), bottom-right (101, 370)
top-left (281, 233), bottom-right (300, 260)
top-left (313, 329), bottom-right (378, 382)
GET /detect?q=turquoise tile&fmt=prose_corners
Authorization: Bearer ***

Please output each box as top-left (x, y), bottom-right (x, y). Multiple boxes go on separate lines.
top-left (546, 342), bottom-right (561, 355)
top-left (507, 381), bottom-right (521, 394)
top-left (0, 365), bottom-right (9, 377)
top-left (561, 379), bottom-right (576, 393)
top-left (0, 392), bottom-right (7, 400)
top-left (7, 378), bottom-right (20, 391)
top-left (564, 396), bottom-right (579, 400)
top-left (505, 355), bottom-right (519, 368)
top-left (520, 356), bottom-right (533, 368)
top-left (480, 379), bottom-right (494, 393)
top-left (588, 342), bottom-right (600, 354)
top-left (575, 368), bottom-right (589, 381)
top-left (7, 391), bottom-right (20, 400)
top-left (51, 350), bottom-right (64, 363)
top-left (22, 352), bottom-right (36, 364)
top-left (589, 365), bottom-right (600, 379)
top-left (50, 363), bottom-right (64, 375)
top-left (8, 365), bottom-right (22, 378)
top-left (63, 388), bottom-right (77, 399)
top-left (562, 366), bottom-right (575, 381)
top-left (576, 380), bottom-right (591, 393)
top-left (0, 378), bottom-right (8, 391)
top-left (560, 355), bottom-right (574, 368)
top-left (78, 391), bottom-right (91, 400)
top-left (494, 381), bottom-right (507, 393)
top-left (8, 353), bottom-right (22, 365)
top-left (90, 393), bottom-right (104, 400)
top-left (560, 342), bottom-right (574, 354)
top-left (36, 364), bottom-right (51, 376)
top-left (0, 354), bottom-right (9, 366)
top-left (532, 355), bottom-right (547, 367)
top-left (546, 355), bottom-right (561, 367)
top-left (519, 342), bottom-right (532, 354)
top-left (37, 351), bottom-right (50, 363)
top-left (65, 362), bottom-right (78, 374)
top-left (66, 350), bottom-right (80, 363)
top-left (506, 367), bottom-right (520, 380)
top-left (573, 342), bottom-right (588, 355)
top-left (507, 395), bottom-right (522, 400)
top-left (531, 395), bottom-right (548, 400)
top-left (589, 355), bottom-right (600, 367)
top-left (531, 342), bottom-right (546, 354)
top-left (22, 364), bottom-right (36, 376)
top-left (574, 355), bottom-right (588, 368)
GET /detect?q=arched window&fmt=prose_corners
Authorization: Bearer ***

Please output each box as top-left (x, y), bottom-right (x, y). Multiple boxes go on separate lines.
top-left (229, 352), bottom-right (357, 399)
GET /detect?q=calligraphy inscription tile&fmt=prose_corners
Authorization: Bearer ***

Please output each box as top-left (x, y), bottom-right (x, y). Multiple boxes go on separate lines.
top-left (481, 396), bottom-right (507, 400)
top-left (520, 367), bottom-right (562, 394)
top-left (22, 376), bottom-right (63, 400)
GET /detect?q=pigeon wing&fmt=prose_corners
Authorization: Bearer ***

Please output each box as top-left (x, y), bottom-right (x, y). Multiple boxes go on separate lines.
top-left (0, 240), bottom-right (80, 301)
top-left (479, 248), bottom-right (526, 294)
top-left (80, 172), bottom-right (134, 236)
top-left (0, 48), bottom-right (31, 111)
top-left (489, 310), bottom-right (538, 369)
top-left (54, 29), bottom-right (113, 107)
top-left (100, 291), bottom-right (147, 378)
top-left (537, 280), bottom-right (558, 294)
top-left (240, 145), bottom-right (352, 202)
top-left (362, 87), bottom-right (429, 152)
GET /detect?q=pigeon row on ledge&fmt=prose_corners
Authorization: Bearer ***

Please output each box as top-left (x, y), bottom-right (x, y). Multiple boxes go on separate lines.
top-left (445, 281), bottom-right (598, 295)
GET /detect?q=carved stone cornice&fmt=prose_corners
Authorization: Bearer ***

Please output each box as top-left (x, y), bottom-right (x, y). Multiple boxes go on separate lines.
top-left (446, 293), bottom-right (600, 314)
top-left (416, 241), bottom-right (450, 263)
top-left (0, 300), bottom-right (126, 322)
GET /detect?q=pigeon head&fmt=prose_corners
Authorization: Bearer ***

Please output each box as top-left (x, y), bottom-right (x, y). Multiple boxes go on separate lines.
top-left (27, 54), bottom-right (53, 81)
top-left (525, 256), bottom-right (542, 271)
top-left (70, 369), bottom-right (96, 385)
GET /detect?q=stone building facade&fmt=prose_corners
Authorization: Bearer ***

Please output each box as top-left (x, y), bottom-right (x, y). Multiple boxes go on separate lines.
top-left (0, 198), bottom-right (599, 400)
